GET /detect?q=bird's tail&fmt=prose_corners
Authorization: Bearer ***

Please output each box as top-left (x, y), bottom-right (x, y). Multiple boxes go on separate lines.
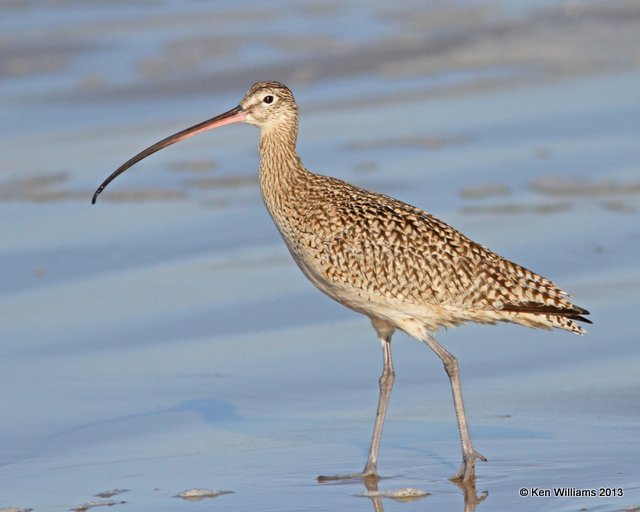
top-left (500, 302), bottom-right (591, 335)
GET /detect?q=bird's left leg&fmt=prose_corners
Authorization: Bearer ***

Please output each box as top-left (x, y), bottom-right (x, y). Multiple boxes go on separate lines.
top-left (361, 328), bottom-right (395, 477)
top-left (318, 320), bottom-right (395, 482)
top-left (422, 334), bottom-right (486, 482)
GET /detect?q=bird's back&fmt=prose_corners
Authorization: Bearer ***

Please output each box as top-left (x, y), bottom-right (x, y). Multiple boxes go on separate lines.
top-left (270, 170), bottom-right (590, 336)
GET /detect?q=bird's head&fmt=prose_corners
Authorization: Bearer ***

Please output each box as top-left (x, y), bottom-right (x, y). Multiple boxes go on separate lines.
top-left (241, 81), bottom-right (298, 133)
top-left (92, 81), bottom-right (297, 203)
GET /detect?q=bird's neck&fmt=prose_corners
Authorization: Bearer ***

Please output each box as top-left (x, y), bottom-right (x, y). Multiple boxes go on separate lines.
top-left (258, 126), bottom-right (307, 215)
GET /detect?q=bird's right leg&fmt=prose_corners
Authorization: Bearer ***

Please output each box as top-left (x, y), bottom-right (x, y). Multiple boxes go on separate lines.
top-left (318, 326), bottom-right (395, 482)
top-left (422, 334), bottom-right (486, 482)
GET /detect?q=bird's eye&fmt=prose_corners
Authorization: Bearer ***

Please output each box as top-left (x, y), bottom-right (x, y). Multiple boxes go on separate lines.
top-left (263, 95), bottom-right (274, 104)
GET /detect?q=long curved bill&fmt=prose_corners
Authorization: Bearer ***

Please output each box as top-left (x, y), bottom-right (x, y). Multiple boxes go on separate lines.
top-left (92, 105), bottom-right (247, 204)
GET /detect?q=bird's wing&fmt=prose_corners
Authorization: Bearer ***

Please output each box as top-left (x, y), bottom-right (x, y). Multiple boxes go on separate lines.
top-left (308, 185), bottom-right (588, 324)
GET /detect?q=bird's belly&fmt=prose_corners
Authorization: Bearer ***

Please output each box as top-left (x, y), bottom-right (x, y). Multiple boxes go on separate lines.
top-left (281, 240), bottom-right (441, 339)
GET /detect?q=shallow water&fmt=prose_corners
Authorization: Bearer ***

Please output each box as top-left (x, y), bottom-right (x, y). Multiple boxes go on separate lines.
top-left (1, 1), bottom-right (640, 511)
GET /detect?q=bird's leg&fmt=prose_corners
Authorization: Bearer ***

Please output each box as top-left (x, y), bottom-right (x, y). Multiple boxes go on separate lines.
top-left (362, 332), bottom-right (395, 477)
top-left (318, 331), bottom-right (395, 482)
top-left (422, 334), bottom-right (486, 482)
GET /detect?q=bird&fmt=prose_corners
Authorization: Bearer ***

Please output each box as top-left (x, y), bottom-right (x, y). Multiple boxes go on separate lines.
top-left (92, 81), bottom-right (590, 483)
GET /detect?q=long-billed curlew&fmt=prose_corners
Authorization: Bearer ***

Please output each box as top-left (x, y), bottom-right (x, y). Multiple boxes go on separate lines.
top-left (93, 81), bottom-right (590, 482)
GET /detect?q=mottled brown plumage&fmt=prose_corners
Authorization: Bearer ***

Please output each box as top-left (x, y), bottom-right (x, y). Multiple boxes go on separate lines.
top-left (243, 82), bottom-right (590, 339)
top-left (93, 80), bottom-right (590, 484)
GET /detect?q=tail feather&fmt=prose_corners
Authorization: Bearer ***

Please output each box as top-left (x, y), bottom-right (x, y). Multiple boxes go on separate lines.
top-left (500, 302), bottom-right (591, 333)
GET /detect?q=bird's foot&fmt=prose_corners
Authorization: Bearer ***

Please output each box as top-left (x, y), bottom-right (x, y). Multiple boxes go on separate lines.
top-left (450, 449), bottom-right (487, 483)
top-left (317, 464), bottom-right (379, 483)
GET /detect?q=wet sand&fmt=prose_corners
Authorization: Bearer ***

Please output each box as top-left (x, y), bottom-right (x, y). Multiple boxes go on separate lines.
top-left (1, 1), bottom-right (639, 511)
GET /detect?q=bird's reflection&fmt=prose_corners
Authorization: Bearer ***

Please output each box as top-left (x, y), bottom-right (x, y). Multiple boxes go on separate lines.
top-left (321, 474), bottom-right (487, 512)
top-left (452, 478), bottom-right (488, 512)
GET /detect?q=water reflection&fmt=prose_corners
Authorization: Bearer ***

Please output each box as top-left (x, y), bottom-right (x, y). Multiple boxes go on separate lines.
top-left (322, 474), bottom-right (488, 512)
top-left (452, 479), bottom-right (489, 512)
